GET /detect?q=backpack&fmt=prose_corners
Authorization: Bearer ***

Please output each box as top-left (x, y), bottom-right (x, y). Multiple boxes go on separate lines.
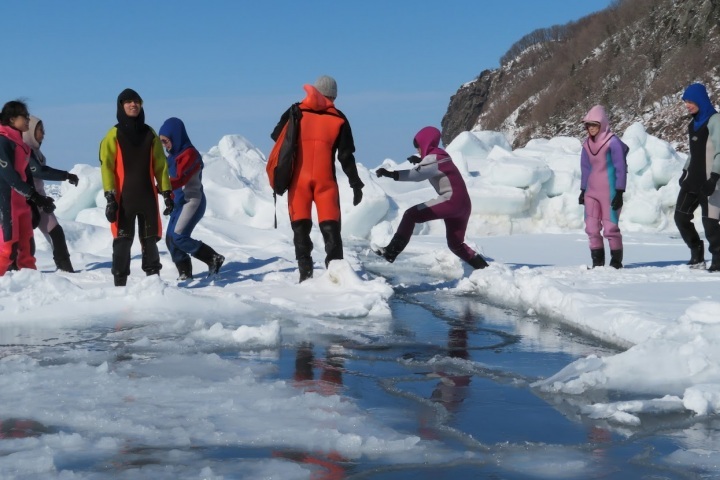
top-left (267, 103), bottom-right (302, 196)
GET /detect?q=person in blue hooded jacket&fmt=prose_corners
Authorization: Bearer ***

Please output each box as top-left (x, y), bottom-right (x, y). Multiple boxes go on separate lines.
top-left (158, 118), bottom-right (224, 280)
top-left (675, 83), bottom-right (720, 271)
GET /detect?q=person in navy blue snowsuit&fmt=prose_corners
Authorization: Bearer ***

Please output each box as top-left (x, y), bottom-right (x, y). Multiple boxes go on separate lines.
top-left (158, 117), bottom-right (224, 280)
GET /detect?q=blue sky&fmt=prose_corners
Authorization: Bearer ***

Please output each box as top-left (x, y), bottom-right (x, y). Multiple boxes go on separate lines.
top-left (4, 0), bottom-right (613, 171)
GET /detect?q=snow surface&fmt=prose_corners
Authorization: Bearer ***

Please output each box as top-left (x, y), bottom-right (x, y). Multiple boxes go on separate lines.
top-left (3, 121), bottom-right (720, 477)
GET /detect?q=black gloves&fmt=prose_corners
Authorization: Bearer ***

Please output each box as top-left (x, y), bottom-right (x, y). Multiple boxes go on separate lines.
top-left (66, 173), bottom-right (79, 186)
top-left (702, 173), bottom-right (720, 196)
top-left (679, 169), bottom-right (688, 188)
top-left (578, 190), bottom-right (585, 205)
top-left (29, 191), bottom-right (56, 213)
top-left (407, 155), bottom-right (422, 164)
top-left (104, 191), bottom-right (118, 222)
top-left (376, 168), bottom-right (399, 181)
top-left (161, 191), bottom-right (174, 216)
top-left (611, 190), bottom-right (624, 210)
top-left (352, 186), bottom-right (363, 206)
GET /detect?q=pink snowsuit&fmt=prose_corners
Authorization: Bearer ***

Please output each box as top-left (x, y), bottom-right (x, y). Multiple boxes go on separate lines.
top-left (580, 106), bottom-right (627, 251)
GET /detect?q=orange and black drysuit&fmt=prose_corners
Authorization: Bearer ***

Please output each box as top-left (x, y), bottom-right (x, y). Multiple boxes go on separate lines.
top-left (99, 89), bottom-right (171, 284)
top-left (271, 84), bottom-right (364, 280)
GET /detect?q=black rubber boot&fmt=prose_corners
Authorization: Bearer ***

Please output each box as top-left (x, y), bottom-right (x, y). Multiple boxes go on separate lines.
top-left (709, 257), bottom-right (720, 272)
top-left (687, 241), bottom-right (705, 267)
top-left (375, 235), bottom-right (410, 263)
top-left (675, 209), bottom-right (702, 254)
top-left (175, 257), bottom-right (193, 280)
top-left (466, 254), bottom-right (489, 270)
top-left (193, 243), bottom-right (225, 277)
top-left (590, 248), bottom-right (605, 268)
top-left (292, 220), bottom-right (314, 282)
top-left (111, 237), bottom-right (132, 286)
top-left (703, 217), bottom-right (720, 271)
top-left (49, 226), bottom-right (75, 273)
top-left (609, 249), bottom-right (623, 269)
top-left (140, 237), bottom-right (162, 276)
top-left (319, 220), bottom-right (343, 267)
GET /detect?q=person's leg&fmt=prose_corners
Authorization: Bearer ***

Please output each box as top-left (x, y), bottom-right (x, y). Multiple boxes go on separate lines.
top-left (169, 197), bottom-right (206, 261)
top-left (675, 190), bottom-right (704, 265)
top-left (319, 221), bottom-right (343, 267)
top-left (111, 237), bottom-right (133, 285)
top-left (376, 203), bottom-right (438, 263)
top-left (291, 219), bottom-right (314, 282)
top-left (584, 197), bottom-right (606, 266)
top-left (112, 210), bottom-right (136, 285)
top-left (14, 210), bottom-right (36, 270)
top-left (314, 182), bottom-right (343, 267)
top-left (48, 224), bottom-right (74, 272)
top-left (0, 241), bottom-right (14, 276)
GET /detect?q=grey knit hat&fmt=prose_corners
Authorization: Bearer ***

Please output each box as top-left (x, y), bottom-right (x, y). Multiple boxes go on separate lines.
top-left (314, 75), bottom-right (337, 99)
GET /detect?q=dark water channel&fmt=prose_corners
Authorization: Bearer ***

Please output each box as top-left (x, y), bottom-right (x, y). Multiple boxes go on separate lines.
top-left (271, 285), bottom-right (714, 480)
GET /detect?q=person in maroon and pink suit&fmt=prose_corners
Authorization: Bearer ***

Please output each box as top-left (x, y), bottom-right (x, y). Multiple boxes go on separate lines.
top-left (579, 105), bottom-right (628, 269)
top-left (374, 126), bottom-right (488, 270)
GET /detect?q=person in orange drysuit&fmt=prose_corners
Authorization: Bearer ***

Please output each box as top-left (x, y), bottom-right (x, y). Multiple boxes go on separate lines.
top-left (271, 76), bottom-right (364, 282)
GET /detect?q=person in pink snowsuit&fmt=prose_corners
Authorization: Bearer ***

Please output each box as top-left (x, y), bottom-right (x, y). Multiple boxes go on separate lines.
top-left (579, 105), bottom-right (628, 268)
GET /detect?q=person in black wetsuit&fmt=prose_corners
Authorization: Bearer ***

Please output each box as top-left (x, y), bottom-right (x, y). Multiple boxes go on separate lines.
top-left (99, 88), bottom-right (173, 286)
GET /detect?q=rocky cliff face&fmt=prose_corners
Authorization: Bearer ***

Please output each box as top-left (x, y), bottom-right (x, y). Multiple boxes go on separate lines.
top-left (442, 0), bottom-right (720, 152)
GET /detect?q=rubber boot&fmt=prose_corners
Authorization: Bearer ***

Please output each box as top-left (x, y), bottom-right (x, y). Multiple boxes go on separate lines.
top-left (175, 257), bottom-right (193, 280)
top-left (590, 248), bottom-right (605, 268)
top-left (49, 225), bottom-right (75, 273)
top-left (375, 235), bottom-right (409, 263)
top-left (609, 249), bottom-right (623, 269)
top-left (111, 237), bottom-right (132, 287)
top-left (319, 220), bottom-right (343, 267)
top-left (292, 220), bottom-right (314, 282)
top-left (703, 217), bottom-right (720, 271)
top-left (140, 238), bottom-right (161, 276)
top-left (687, 241), bottom-right (705, 268)
top-left (193, 242), bottom-right (225, 277)
top-left (466, 253), bottom-right (489, 270)
top-left (709, 256), bottom-right (720, 272)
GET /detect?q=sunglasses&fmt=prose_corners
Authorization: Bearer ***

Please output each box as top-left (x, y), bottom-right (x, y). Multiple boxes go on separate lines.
top-left (584, 122), bottom-right (601, 128)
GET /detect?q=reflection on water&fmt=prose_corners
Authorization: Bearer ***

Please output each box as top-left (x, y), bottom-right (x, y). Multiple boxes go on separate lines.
top-left (0, 288), bottom-right (714, 479)
top-left (277, 342), bottom-right (350, 479)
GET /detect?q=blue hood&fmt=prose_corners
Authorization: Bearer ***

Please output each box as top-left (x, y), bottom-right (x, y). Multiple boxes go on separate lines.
top-left (159, 117), bottom-right (194, 157)
top-left (682, 83), bottom-right (718, 130)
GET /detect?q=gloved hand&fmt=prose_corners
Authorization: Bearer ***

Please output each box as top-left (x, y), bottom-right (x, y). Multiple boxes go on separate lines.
top-left (66, 173), bottom-right (79, 186)
top-left (352, 186), bottom-right (363, 206)
top-left (702, 173), bottom-right (720, 196)
top-left (679, 169), bottom-right (688, 188)
top-left (29, 191), bottom-right (56, 213)
top-left (407, 155), bottom-right (422, 164)
top-left (161, 190), bottom-right (174, 216)
top-left (611, 190), bottom-right (624, 210)
top-left (376, 168), bottom-right (399, 180)
top-left (104, 191), bottom-right (118, 222)
top-left (578, 189), bottom-right (585, 205)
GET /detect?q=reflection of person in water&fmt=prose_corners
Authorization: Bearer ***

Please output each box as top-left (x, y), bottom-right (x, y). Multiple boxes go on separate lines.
top-left (0, 418), bottom-right (51, 438)
top-left (419, 312), bottom-right (475, 440)
top-left (429, 324), bottom-right (472, 412)
top-left (275, 343), bottom-right (348, 479)
top-left (293, 342), bottom-right (344, 396)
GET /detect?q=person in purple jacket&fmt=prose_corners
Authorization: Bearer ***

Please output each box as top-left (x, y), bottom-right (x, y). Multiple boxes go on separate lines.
top-left (579, 105), bottom-right (628, 269)
top-left (374, 126), bottom-right (488, 269)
